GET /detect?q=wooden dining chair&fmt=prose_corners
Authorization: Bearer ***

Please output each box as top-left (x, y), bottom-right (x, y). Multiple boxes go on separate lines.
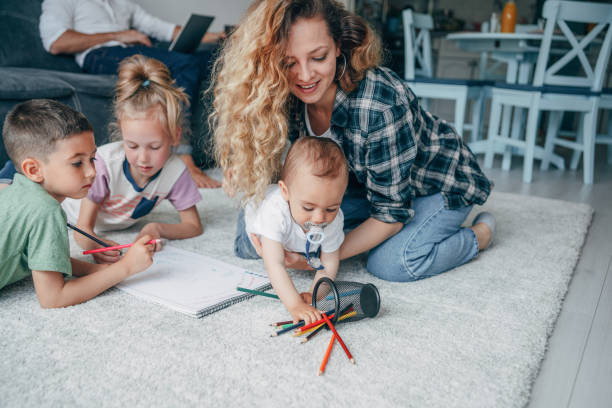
top-left (483, 0), bottom-right (612, 184)
top-left (402, 9), bottom-right (492, 142)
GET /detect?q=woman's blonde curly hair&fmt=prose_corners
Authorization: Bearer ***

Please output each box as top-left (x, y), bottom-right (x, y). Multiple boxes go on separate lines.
top-left (210, 0), bottom-right (381, 203)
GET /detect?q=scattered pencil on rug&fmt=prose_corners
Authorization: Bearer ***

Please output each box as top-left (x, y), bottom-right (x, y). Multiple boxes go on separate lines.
top-left (318, 334), bottom-right (335, 376)
top-left (322, 312), bottom-right (354, 364)
top-left (236, 287), bottom-right (279, 299)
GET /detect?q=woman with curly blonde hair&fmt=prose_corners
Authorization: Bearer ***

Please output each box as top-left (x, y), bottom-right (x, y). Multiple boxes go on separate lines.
top-left (211, 0), bottom-right (495, 282)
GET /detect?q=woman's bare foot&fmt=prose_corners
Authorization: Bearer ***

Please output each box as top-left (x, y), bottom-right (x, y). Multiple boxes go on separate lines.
top-left (189, 167), bottom-right (222, 188)
top-left (470, 212), bottom-right (496, 250)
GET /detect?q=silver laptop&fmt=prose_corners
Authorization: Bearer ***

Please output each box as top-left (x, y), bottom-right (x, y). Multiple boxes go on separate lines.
top-left (169, 14), bottom-right (215, 54)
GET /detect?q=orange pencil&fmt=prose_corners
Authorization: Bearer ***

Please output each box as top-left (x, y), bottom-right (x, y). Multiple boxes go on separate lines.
top-left (322, 312), bottom-right (354, 364)
top-left (318, 334), bottom-right (335, 376)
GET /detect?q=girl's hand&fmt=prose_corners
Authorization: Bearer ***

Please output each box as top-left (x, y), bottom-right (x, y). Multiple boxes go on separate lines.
top-left (91, 239), bottom-right (121, 264)
top-left (137, 224), bottom-right (163, 251)
top-left (289, 301), bottom-right (322, 326)
top-left (250, 234), bottom-right (313, 270)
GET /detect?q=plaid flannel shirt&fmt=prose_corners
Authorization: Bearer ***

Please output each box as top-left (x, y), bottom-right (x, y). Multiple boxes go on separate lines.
top-left (288, 67), bottom-right (492, 224)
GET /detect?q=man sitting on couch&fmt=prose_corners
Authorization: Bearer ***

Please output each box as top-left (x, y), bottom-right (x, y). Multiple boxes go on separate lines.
top-left (39, 0), bottom-right (223, 188)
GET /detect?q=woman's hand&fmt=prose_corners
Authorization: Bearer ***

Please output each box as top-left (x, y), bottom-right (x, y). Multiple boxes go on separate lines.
top-left (249, 234), bottom-right (313, 270)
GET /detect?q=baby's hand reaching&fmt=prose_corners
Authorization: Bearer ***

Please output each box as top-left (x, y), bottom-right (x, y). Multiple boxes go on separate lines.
top-left (300, 292), bottom-right (313, 305)
top-left (289, 301), bottom-right (322, 326)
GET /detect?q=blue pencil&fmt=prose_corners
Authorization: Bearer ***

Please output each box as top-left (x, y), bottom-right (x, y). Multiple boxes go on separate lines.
top-left (67, 222), bottom-right (112, 248)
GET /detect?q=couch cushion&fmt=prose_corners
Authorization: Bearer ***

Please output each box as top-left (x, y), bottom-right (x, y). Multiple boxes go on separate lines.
top-left (0, 68), bottom-right (74, 99)
top-left (44, 71), bottom-right (117, 98)
top-left (0, 10), bottom-right (81, 72)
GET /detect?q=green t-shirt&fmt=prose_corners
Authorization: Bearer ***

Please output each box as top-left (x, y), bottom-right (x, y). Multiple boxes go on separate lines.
top-left (0, 174), bottom-right (72, 290)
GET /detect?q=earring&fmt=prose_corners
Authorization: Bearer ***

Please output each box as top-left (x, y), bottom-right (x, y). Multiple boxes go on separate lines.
top-left (337, 53), bottom-right (347, 81)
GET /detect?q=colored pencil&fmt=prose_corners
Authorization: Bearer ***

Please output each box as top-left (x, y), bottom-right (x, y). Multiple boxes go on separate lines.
top-left (82, 239), bottom-right (161, 254)
top-left (293, 322), bottom-right (324, 337)
top-left (298, 312), bottom-right (338, 332)
top-left (271, 307), bottom-right (335, 337)
top-left (298, 304), bottom-right (354, 333)
top-left (318, 334), bottom-right (335, 376)
top-left (270, 320), bottom-right (293, 327)
top-left (67, 222), bottom-right (112, 248)
top-left (322, 312), bottom-right (354, 364)
top-left (236, 287), bottom-right (279, 299)
top-left (301, 310), bottom-right (357, 343)
top-left (271, 321), bottom-right (304, 336)
top-left (324, 289), bottom-right (360, 301)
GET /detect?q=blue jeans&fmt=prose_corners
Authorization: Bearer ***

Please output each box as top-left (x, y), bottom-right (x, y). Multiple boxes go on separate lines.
top-left (0, 160), bottom-right (16, 184)
top-left (234, 209), bottom-right (260, 259)
top-left (343, 191), bottom-right (478, 282)
top-left (233, 187), bottom-right (478, 282)
top-left (83, 45), bottom-right (214, 112)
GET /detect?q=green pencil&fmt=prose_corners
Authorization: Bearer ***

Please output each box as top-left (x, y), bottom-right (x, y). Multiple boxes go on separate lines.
top-left (236, 287), bottom-right (279, 299)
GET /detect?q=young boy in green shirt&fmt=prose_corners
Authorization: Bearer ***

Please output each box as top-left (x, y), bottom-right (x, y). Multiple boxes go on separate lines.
top-left (0, 99), bottom-right (156, 308)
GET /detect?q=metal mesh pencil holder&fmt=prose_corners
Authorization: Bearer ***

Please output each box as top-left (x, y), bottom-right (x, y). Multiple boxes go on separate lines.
top-left (312, 277), bottom-right (380, 324)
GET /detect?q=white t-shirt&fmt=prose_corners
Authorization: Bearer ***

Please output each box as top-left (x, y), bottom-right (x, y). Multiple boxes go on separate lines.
top-left (62, 141), bottom-right (201, 231)
top-left (40, 0), bottom-right (175, 67)
top-left (244, 185), bottom-right (344, 254)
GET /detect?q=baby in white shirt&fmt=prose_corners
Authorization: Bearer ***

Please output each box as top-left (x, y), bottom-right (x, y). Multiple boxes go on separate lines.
top-left (236, 136), bottom-right (349, 324)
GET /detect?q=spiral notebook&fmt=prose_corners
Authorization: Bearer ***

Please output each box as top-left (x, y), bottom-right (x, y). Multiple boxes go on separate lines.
top-left (116, 246), bottom-right (271, 318)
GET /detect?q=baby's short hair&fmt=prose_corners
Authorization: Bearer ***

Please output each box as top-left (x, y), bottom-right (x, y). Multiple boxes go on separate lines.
top-left (2, 99), bottom-right (93, 169)
top-left (281, 136), bottom-right (349, 185)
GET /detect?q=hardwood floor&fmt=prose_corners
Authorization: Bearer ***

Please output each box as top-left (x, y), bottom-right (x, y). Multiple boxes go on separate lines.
top-left (478, 151), bottom-right (612, 408)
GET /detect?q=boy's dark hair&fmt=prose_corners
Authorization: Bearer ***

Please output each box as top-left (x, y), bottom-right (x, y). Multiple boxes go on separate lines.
top-left (2, 99), bottom-right (93, 170)
top-left (281, 136), bottom-right (349, 185)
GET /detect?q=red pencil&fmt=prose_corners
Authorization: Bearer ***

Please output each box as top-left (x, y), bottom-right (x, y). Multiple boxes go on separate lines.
top-left (82, 239), bottom-right (160, 255)
top-left (298, 306), bottom-right (354, 333)
top-left (322, 312), bottom-right (354, 364)
top-left (298, 311), bottom-right (339, 332)
top-left (318, 334), bottom-right (335, 376)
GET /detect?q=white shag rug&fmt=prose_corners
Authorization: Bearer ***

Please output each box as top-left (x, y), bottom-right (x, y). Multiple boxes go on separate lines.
top-left (0, 189), bottom-right (592, 408)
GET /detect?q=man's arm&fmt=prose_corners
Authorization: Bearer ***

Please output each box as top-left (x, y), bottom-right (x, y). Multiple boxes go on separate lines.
top-left (171, 25), bottom-right (225, 44)
top-left (49, 29), bottom-right (152, 55)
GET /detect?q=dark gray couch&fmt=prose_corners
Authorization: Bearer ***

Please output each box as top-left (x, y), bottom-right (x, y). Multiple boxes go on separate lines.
top-left (0, 0), bottom-right (214, 168)
top-left (0, 0), bottom-right (116, 167)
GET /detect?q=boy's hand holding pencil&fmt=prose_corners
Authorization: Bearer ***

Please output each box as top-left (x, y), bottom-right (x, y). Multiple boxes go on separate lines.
top-left (118, 235), bottom-right (158, 276)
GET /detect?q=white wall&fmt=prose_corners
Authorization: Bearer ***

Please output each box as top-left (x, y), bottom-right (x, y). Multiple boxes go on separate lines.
top-left (131, 0), bottom-right (355, 31)
top-left (131, 0), bottom-right (253, 32)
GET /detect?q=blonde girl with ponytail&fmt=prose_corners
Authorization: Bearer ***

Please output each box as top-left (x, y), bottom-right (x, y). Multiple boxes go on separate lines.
top-left (66, 55), bottom-right (204, 264)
